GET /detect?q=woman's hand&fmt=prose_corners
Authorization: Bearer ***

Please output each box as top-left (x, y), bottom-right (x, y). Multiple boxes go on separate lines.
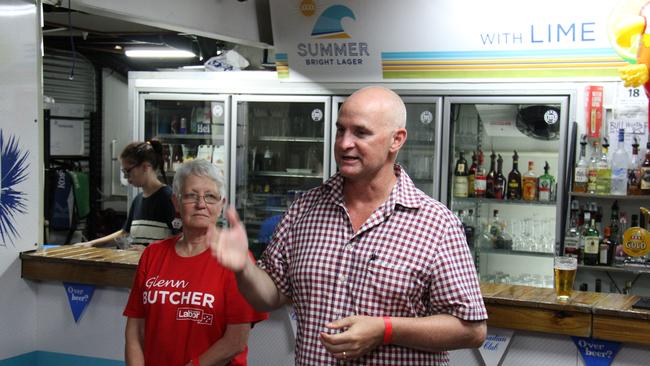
top-left (210, 206), bottom-right (250, 273)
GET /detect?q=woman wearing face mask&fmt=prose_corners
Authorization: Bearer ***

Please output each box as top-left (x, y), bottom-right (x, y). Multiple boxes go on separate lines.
top-left (77, 140), bottom-right (177, 249)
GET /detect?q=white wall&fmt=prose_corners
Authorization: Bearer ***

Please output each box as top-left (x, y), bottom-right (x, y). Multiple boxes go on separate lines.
top-left (0, 0), bottom-right (42, 359)
top-left (102, 69), bottom-right (130, 211)
top-left (34, 283), bottom-right (129, 360)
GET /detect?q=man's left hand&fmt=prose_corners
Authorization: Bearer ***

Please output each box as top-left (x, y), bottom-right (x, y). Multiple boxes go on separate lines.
top-left (319, 315), bottom-right (385, 361)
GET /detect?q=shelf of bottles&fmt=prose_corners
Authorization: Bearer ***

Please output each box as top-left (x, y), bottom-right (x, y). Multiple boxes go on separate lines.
top-left (448, 101), bottom-right (564, 287)
top-left (234, 99), bottom-right (328, 258)
top-left (144, 98), bottom-right (228, 181)
top-left (566, 129), bottom-right (650, 272)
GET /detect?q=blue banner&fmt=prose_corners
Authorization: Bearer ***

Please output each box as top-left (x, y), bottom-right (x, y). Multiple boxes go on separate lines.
top-left (63, 283), bottom-right (95, 323)
top-left (572, 337), bottom-right (621, 366)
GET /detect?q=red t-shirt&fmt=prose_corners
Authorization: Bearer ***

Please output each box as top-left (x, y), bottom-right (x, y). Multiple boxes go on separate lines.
top-left (124, 236), bottom-right (268, 366)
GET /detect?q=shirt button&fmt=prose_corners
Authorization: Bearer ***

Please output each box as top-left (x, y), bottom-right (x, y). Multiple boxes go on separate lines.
top-left (337, 274), bottom-right (347, 284)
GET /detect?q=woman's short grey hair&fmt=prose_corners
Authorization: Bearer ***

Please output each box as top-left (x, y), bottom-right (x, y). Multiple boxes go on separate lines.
top-left (172, 159), bottom-right (226, 199)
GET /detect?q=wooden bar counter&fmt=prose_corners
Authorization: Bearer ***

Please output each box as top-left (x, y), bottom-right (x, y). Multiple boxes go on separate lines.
top-left (20, 246), bottom-right (140, 288)
top-left (20, 246), bottom-right (650, 345)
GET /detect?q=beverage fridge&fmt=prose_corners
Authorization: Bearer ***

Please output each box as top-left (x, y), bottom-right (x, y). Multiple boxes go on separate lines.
top-left (138, 92), bottom-right (231, 192)
top-left (441, 96), bottom-right (571, 287)
top-left (331, 96), bottom-right (443, 198)
top-left (231, 95), bottom-right (332, 258)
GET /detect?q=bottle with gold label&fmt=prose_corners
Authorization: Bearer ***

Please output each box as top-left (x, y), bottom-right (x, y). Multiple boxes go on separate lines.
top-left (468, 152), bottom-right (477, 197)
top-left (453, 151), bottom-right (468, 198)
top-left (596, 137), bottom-right (611, 195)
top-left (587, 141), bottom-right (599, 194)
top-left (522, 161), bottom-right (538, 201)
top-left (474, 149), bottom-right (487, 198)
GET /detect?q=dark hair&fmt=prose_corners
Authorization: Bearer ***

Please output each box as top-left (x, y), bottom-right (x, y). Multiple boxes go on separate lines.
top-left (120, 140), bottom-right (168, 184)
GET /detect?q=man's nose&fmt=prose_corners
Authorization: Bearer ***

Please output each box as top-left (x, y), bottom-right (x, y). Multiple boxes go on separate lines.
top-left (336, 132), bottom-right (355, 149)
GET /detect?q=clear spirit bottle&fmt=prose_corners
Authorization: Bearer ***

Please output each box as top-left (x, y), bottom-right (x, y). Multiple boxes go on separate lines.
top-left (610, 128), bottom-right (629, 196)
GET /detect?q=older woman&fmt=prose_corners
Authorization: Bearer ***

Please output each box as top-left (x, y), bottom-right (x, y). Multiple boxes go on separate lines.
top-left (123, 159), bottom-right (267, 366)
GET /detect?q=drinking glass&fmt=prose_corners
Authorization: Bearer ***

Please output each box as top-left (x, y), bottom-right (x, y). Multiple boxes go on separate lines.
top-left (554, 256), bottom-right (577, 301)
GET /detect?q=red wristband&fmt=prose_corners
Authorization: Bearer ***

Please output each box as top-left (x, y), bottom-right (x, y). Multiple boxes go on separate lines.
top-left (192, 357), bottom-right (200, 366)
top-left (382, 316), bottom-right (393, 345)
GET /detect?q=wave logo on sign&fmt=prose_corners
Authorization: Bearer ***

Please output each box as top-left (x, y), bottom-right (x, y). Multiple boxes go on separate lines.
top-left (311, 5), bottom-right (355, 39)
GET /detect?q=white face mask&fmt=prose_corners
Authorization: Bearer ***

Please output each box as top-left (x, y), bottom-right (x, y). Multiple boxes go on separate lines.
top-left (120, 174), bottom-right (129, 187)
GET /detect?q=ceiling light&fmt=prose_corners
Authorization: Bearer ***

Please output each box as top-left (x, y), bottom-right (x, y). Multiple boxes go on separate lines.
top-left (114, 45), bottom-right (123, 50)
top-left (125, 47), bottom-right (196, 58)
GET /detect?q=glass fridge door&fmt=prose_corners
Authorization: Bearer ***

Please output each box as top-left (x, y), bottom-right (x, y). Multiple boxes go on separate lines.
top-left (442, 96), bottom-right (570, 288)
top-left (138, 93), bottom-right (230, 197)
top-left (331, 96), bottom-right (442, 199)
top-left (232, 95), bottom-right (331, 258)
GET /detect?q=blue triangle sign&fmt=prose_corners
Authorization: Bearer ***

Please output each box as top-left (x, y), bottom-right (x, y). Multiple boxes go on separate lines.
top-left (63, 282), bottom-right (95, 323)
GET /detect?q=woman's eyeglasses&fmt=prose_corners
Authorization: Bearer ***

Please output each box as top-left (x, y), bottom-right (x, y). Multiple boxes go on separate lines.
top-left (181, 193), bottom-right (222, 205)
top-left (121, 163), bottom-right (140, 178)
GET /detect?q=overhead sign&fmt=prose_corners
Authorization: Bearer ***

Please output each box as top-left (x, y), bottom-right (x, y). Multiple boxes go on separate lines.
top-left (270, 0), bottom-right (632, 82)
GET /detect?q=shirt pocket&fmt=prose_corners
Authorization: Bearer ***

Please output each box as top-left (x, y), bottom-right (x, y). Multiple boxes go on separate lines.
top-left (357, 259), bottom-right (420, 317)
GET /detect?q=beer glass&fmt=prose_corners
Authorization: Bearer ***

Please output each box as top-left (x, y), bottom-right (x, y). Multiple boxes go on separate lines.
top-left (554, 256), bottom-right (577, 301)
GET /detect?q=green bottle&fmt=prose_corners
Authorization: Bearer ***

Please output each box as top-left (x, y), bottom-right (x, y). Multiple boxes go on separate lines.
top-left (537, 161), bottom-right (555, 201)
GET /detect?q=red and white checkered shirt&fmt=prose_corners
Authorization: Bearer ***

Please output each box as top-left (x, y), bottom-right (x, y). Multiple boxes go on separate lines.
top-left (259, 165), bottom-right (487, 365)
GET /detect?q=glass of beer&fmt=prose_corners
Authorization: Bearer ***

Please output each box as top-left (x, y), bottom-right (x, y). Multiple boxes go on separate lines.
top-left (554, 256), bottom-right (577, 302)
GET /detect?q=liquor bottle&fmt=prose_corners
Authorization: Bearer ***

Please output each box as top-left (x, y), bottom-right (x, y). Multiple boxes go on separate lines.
top-left (494, 154), bottom-right (506, 200)
top-left (574, 135), bottom-right (589, 193)
top-left (579, 210), bottom-right (591, 264)
top-left (610, 128), bottom-right (629, 196)
top-left (596, 137), bottom-right (611, 195)
top-left (468, 152), bottom-right (477, 197)
top-left (610, 200), bottom-right (620, 243)
top-left (628, 137), bottom-right (642, 195)
top-left (506, 150), bottom-right (522, 200)
top-left (179, 117), bottom-right (188, 134)
top-left (614, 213), bottom-right (628, 266)
top-left (522, 161), bottom-right (538, 201)
top-left (488, 209), bottom-right (502, 242)
top-left (587, 141), bottom-right (599, 194)
top-left (564, 199), bottom-right (581, 259)
top-left (474, 149), bottom-right (487, 198)
top-left (486, 151), bottom-right (497, 198)
top-left (538, 161), bottom-right (555, 201)
top-left (641, 142), bottom-right (650, 194)
top-left (461, 209), bottom-right (476, 248)
top-left (599, 226), bottom-right (612, 266)
top-left (582, 217), bottom-right (600, 265)
top-left (453, 151), bottom-right (469, 197)
top-left (262, 146), bottom-right (274, 171)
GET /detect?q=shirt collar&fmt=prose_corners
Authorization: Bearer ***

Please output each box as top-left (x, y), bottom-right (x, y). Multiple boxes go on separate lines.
top-left (322, 164), bottom-right (423, 210)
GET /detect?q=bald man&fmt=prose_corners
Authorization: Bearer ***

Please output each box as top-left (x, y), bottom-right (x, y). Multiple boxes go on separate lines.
top-left (213, 86), bottom-right (487, 365)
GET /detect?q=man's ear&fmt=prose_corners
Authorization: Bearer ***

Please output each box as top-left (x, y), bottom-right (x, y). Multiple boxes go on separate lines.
top-left (390, 128), bottom-right (407, 153)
